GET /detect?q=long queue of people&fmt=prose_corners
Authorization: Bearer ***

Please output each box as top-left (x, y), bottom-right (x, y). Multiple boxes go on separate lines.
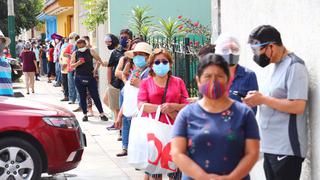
top-left (1, 24), bottom-right (308, 180)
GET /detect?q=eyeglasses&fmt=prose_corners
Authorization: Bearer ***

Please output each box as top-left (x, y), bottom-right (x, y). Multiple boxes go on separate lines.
top-left (154, 59), bottom-right (169, 65)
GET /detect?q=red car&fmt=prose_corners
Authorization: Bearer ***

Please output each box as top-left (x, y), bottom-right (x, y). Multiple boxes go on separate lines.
top-left (0, 97), bottom-right (86, 180)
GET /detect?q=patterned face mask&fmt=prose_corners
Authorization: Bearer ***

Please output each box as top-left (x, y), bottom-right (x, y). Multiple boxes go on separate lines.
top-left (199, 80), bottom-right (226, 100)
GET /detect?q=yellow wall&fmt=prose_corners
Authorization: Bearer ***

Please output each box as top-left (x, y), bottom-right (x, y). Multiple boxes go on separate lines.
top-left (57, 9), bottom-right (74, 37)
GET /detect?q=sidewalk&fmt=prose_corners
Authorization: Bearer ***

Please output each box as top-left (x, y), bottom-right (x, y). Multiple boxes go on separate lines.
top-left (13, 77), bottom-right (144, 180)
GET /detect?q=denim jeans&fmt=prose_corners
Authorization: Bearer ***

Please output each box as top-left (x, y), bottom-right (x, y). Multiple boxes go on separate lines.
top-left (122, 115), bottom-right (132, 150)
top-left (75, 75), bottom-right (104, 115)
top-left (55, 62), bottom-right (62, 84)
top-left (41, 58), bottom-right (48, 75)
top-left (68, 71), bottom-right (77, 102)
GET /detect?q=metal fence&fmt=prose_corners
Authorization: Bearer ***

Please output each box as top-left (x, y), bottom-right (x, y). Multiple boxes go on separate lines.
top-left (148, 36), bottom-right (205, 97)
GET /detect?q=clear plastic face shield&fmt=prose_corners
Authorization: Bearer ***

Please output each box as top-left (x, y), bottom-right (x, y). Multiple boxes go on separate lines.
top-left (215, 34), bottom-right (241, 66)
top-left (248, 39), bottom-right (274, 55)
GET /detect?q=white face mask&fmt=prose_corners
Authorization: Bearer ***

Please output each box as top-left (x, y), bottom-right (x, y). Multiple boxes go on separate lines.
top-left (78, 47), bottom-right (87, 52)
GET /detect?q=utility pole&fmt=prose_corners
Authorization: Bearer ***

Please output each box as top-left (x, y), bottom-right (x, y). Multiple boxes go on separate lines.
top-left (211, 0), bottom-right (221, 42)
top-left (8, 0), bottom-right (16, 58)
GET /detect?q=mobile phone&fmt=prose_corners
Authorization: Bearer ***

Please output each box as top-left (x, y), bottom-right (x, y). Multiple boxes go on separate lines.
top-left (232, 91), bottom-right (246, 98)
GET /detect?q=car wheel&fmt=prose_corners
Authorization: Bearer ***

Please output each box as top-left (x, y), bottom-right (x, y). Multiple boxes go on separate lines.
top-left (0, 137), bottom-right (42, 180)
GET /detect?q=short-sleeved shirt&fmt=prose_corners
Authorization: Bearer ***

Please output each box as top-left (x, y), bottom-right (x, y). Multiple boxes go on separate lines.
top-left (107, 48), bottom-right (125, 89)
top-left (59, 43), bottom-right (69, 74)
top-left (229, 65), bottom-right (259, 113)
top-left (20, 51), bottom-right (36, 72)
top-left (259, 53), bottom-right (308, 157)
top-left (172, 101), bottom-right (260, 180)
top-left (138, 76), bottom-right (189, 124)
top-left (64, 43), bottom-right (75, 72)
top-left (0, 57), bottom-right (13, 96)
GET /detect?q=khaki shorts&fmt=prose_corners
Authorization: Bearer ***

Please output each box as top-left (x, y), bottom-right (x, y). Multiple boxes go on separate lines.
top-left (106, 84), bottom-right (120, 110)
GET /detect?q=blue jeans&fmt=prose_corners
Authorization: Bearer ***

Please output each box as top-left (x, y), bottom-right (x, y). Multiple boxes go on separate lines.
top-left (68, 71), bottom-right (77, 102)
top-left (122, 115), bottom-right (132, 149)
top-left (55, 62), bottom-right (62, 84)
top-left (75, 75), bottom-right (104, 114)
top-left (41, 58), bottom-right (48, 75)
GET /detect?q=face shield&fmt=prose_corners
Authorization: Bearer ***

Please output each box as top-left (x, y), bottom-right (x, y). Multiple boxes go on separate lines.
top-left (215, 34), bottom-right (240, 66)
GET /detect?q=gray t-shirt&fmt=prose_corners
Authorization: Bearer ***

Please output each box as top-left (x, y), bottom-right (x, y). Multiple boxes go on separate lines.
top-left (259, 53), bottom-right (308, 158)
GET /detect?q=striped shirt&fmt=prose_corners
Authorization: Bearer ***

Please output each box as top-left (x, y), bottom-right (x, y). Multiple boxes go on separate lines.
top-left (0, 57), bottom-right (13, 96)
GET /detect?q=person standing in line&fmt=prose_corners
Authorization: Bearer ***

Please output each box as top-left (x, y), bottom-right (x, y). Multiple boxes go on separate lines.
top-left (0, 30), bottom-right (14, 97)
top-left (39, 43), bottom-right (48, 76)
top-left (15, 39), bottom-right (24, 58)
top-left (243, 25), bottom-right (308, 180)
top-left (52, 33), bottom-right (63, 87)
top-left (20, 42), bottom-right (39, 94)
top-left (47, 43), bottom-right (55, 83)
top-left (64, 32), bottom-right (80, 105)
top-left (171, 54), bottom-right (260, 180)
top-left (106, 29), bottom-right (133, 124)
top-left (214, 34), bottom-right (259, 113)
top-left (114, 41), bottom-right (152, 157)
top-left (138, 48), bottom-right (190, 180)
top-left (71, 38), bottom-right (108, 122)
top-left (60, 38), bottom-right (70, 101)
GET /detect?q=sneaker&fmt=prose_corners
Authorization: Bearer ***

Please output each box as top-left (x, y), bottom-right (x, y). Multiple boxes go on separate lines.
top-left (100, 115), bottom-right (108, 121)
top-left (60, 97), bottom-right (69, 101)
top-left (106, 124), bottom-right (117, 131)
top-left (53, 83), bottom-right (61, 87)
top-left (82, 116), bottom-right (88, 122)
top-left (36, 78), bottom-right (40, 81)
top-left (68, 101), bottom-right (75, 104)
top-left (72, 107), bottom-right (82, 112)
top-left (116, 149), bottom-right (127, 157)
top-left (47, 80), bottom-right (51, 83)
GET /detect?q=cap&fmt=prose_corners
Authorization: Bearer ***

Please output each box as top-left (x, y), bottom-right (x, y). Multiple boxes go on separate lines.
top-left (248, 25), bottom-right (282, 45)
top-left (0, 30), bottom-right (11, 47)
top-left (124, 42), bottom-right (152, 59)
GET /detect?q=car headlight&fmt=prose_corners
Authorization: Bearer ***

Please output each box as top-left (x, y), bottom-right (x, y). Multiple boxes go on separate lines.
top-left (43, 117), bottom-right (79, 129)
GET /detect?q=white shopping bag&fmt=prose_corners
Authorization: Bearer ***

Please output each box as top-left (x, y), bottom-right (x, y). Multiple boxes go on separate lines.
top-left (128, 105), bottom-right (178, 174)
top-left (122, 81), bottom-right (139, 117)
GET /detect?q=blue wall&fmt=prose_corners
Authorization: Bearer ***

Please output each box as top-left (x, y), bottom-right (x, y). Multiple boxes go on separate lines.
top-left (45, 16), bottom-right (57, 40)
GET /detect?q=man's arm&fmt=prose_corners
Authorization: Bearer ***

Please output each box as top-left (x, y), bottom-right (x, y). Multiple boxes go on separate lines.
top-left (243, 91), bottom-right (306, 115)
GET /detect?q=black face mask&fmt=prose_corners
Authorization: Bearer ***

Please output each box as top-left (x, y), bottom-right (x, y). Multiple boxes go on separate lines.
top-left (223, 54), bottom-right (240, 66)
top-left (107, 44), bottom-right (116, 50)
top-left (253, 53), bottom-right (270, 67)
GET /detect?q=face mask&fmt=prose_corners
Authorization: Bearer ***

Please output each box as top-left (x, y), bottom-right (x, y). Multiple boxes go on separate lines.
top-left (120, 37), bottom-right (128, 48)
top-left (199, 80), bottom-right (226, 100)
top-left (222, 54), bottom-right (240, 66)
top-left (133, 55), bottom-right (147, 68)
top-left (107, 44), bottom-right (116, 50)
top-left (153, 63), bottom-right (170, 77)
top-left (78, 47), bottom-right (87, 52)
top-left (69, 39), bottom-right (75, 44)
top-left (3, 50), bottom-right (8, 54)
top-left (253, 53), bottom-right (270, 67)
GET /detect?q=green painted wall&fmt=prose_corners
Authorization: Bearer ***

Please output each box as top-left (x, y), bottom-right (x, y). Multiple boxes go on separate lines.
top-left (109, 0), bottom-right (211, 35)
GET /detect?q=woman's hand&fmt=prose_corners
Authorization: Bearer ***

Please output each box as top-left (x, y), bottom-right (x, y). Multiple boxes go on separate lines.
top-left (130, 77), bottom-right (141, 87)
top-left (114, 117), bottom-right (122, 129)
top-left (161, 103), bottom-right (176, 114)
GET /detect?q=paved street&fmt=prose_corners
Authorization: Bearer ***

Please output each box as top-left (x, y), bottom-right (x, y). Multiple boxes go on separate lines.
top-left (13, 77), bottom-right (145, 180)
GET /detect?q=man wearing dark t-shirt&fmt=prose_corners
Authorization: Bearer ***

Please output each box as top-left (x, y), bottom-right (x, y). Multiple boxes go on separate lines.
top-left (106, 29), bottom-right (133, 122)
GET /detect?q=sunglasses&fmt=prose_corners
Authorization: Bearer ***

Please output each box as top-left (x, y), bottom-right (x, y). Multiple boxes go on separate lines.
top-left (154, 59), bottom-right (169, 65)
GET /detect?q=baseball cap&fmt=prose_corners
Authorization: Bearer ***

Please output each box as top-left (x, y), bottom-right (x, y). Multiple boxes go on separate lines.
top-left (248, 25), bottom-right (282, 46)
